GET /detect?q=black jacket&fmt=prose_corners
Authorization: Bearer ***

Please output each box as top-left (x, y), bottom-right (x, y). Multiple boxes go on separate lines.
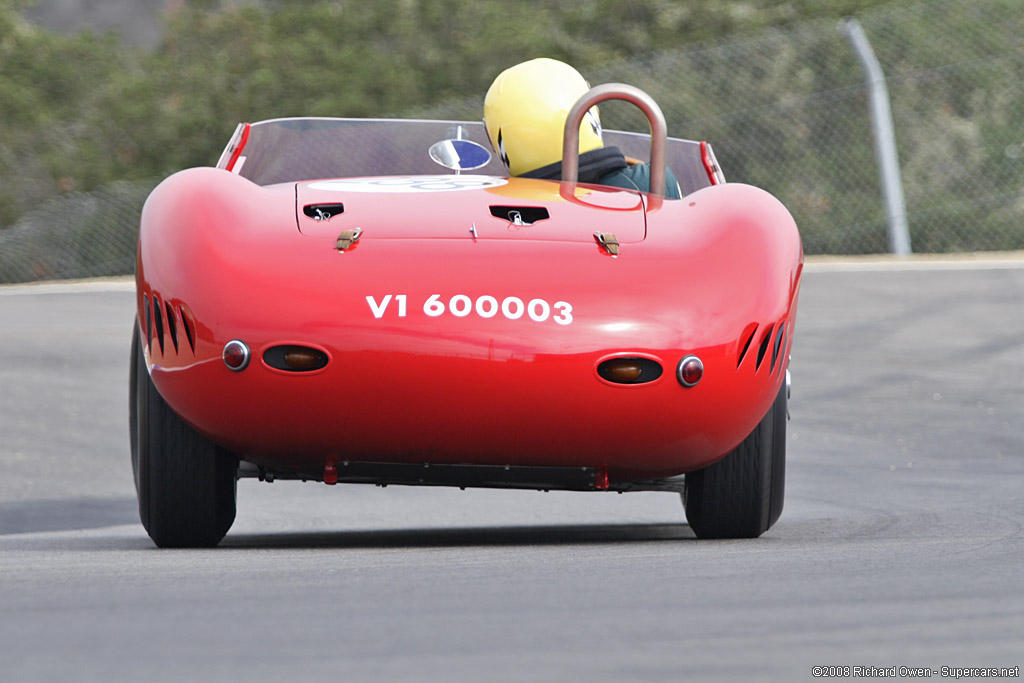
top-left (521, 146), bottom-right (682, 199)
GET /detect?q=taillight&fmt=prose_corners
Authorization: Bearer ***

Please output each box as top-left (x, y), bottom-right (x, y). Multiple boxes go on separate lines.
top-left (677, 355), bottom-right (704, 387)
top-left (222, 340), bottom-right (251, 371)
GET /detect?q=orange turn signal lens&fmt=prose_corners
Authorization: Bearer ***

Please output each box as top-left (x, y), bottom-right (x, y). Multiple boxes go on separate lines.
top-left (263, 345), bottom-right (328, 372)
top-left (604, 359), bottom-right (644, 383)
top-left (283, 348), bottom-right (326, 370)
top-left (597, 357), bottom-right (663, 385)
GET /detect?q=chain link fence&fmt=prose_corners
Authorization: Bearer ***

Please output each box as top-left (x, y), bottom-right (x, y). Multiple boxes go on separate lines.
top-left (418, 0), bottom-right (1024, 255)
top-left (0, 180), bottom-right (156, 283)
top-left (1, 0), bottom-right (1021, 283)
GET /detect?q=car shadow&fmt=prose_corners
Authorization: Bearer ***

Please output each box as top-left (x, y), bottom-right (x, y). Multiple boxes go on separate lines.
top-left (220, 522), bottom-right (695, 549)
top-left (0, 497), bottom-right (697, 549)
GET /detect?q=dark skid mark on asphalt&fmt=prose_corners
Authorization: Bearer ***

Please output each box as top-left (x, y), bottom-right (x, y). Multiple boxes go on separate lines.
top-left (0, 496), bottom-right (137, 535)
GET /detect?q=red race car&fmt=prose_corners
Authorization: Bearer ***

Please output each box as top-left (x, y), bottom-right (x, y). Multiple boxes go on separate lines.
top-left (130, 85), bottom-right (803, 547)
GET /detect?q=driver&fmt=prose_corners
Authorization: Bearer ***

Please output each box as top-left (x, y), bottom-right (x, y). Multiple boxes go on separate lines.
top-left (483, 58), bottom-right (681, 199)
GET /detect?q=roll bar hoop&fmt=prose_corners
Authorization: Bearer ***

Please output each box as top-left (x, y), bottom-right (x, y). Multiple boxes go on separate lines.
top-left (561, 83), bottom-right (668, 197)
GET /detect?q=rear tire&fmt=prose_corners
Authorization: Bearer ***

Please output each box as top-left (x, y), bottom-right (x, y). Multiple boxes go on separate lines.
top-left (130, 320), bottom-right (237, 547)
top-left (683, 381), bottom-right (786, 539)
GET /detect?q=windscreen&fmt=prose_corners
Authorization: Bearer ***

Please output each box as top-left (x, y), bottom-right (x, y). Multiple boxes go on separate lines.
top-left (221, 117), bottom-right (713, 196)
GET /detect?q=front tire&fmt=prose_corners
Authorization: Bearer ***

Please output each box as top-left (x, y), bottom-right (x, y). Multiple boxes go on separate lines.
top-left (130, 321), bottom-right (237, 547)
top-left (683, 381), bottom-right (787, 539)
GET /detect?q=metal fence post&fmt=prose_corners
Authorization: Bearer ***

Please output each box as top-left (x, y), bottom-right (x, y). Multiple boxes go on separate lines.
top-left (840, 17), bottom-right (912, 256)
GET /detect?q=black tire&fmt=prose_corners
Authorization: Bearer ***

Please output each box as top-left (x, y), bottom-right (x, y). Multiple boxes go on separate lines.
top-left (130, 320), bottom-right (237, 547)
top-left (683, 381), bottom-right (787, 539)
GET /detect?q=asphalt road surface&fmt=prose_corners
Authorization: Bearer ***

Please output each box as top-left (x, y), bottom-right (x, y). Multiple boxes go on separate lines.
top-left (1, 260), bottom-right (1022, 682)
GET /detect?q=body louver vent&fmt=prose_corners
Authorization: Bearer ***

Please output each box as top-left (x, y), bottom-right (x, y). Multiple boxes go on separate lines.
top-left (770, 323), bottom-right (786, 374)
top-left (737, 323), bottom-right (758, 367)
top-left (756, 324), bottom-right (774, 371)
top-left (152, 294), bottom-right (165, 354)
top-left (179, 305), bottom-right (196, 354)
top-left (143, 294), bottom-right (152, 350)
top-left (165, 302), bottom-right (178, 353)
top-left (143, 292), bottom-right (196, 357)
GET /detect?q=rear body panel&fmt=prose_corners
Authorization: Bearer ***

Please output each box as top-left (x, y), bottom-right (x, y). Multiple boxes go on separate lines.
top-left (137, 165), bottom-right (802, 486)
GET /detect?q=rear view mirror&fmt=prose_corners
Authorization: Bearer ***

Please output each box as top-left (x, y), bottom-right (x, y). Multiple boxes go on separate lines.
top-left (429, 138), bottom-right (491, 172)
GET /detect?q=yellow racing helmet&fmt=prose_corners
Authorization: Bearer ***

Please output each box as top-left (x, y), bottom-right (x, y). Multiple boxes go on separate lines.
top-left (483, 58), bottom-right (604, 176)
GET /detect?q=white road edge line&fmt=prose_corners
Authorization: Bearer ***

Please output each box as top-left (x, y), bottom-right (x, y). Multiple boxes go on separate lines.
top-left (0, 278), bottom-right (135, 296)
top-left (805, 256), bottom-right (1024, 272)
